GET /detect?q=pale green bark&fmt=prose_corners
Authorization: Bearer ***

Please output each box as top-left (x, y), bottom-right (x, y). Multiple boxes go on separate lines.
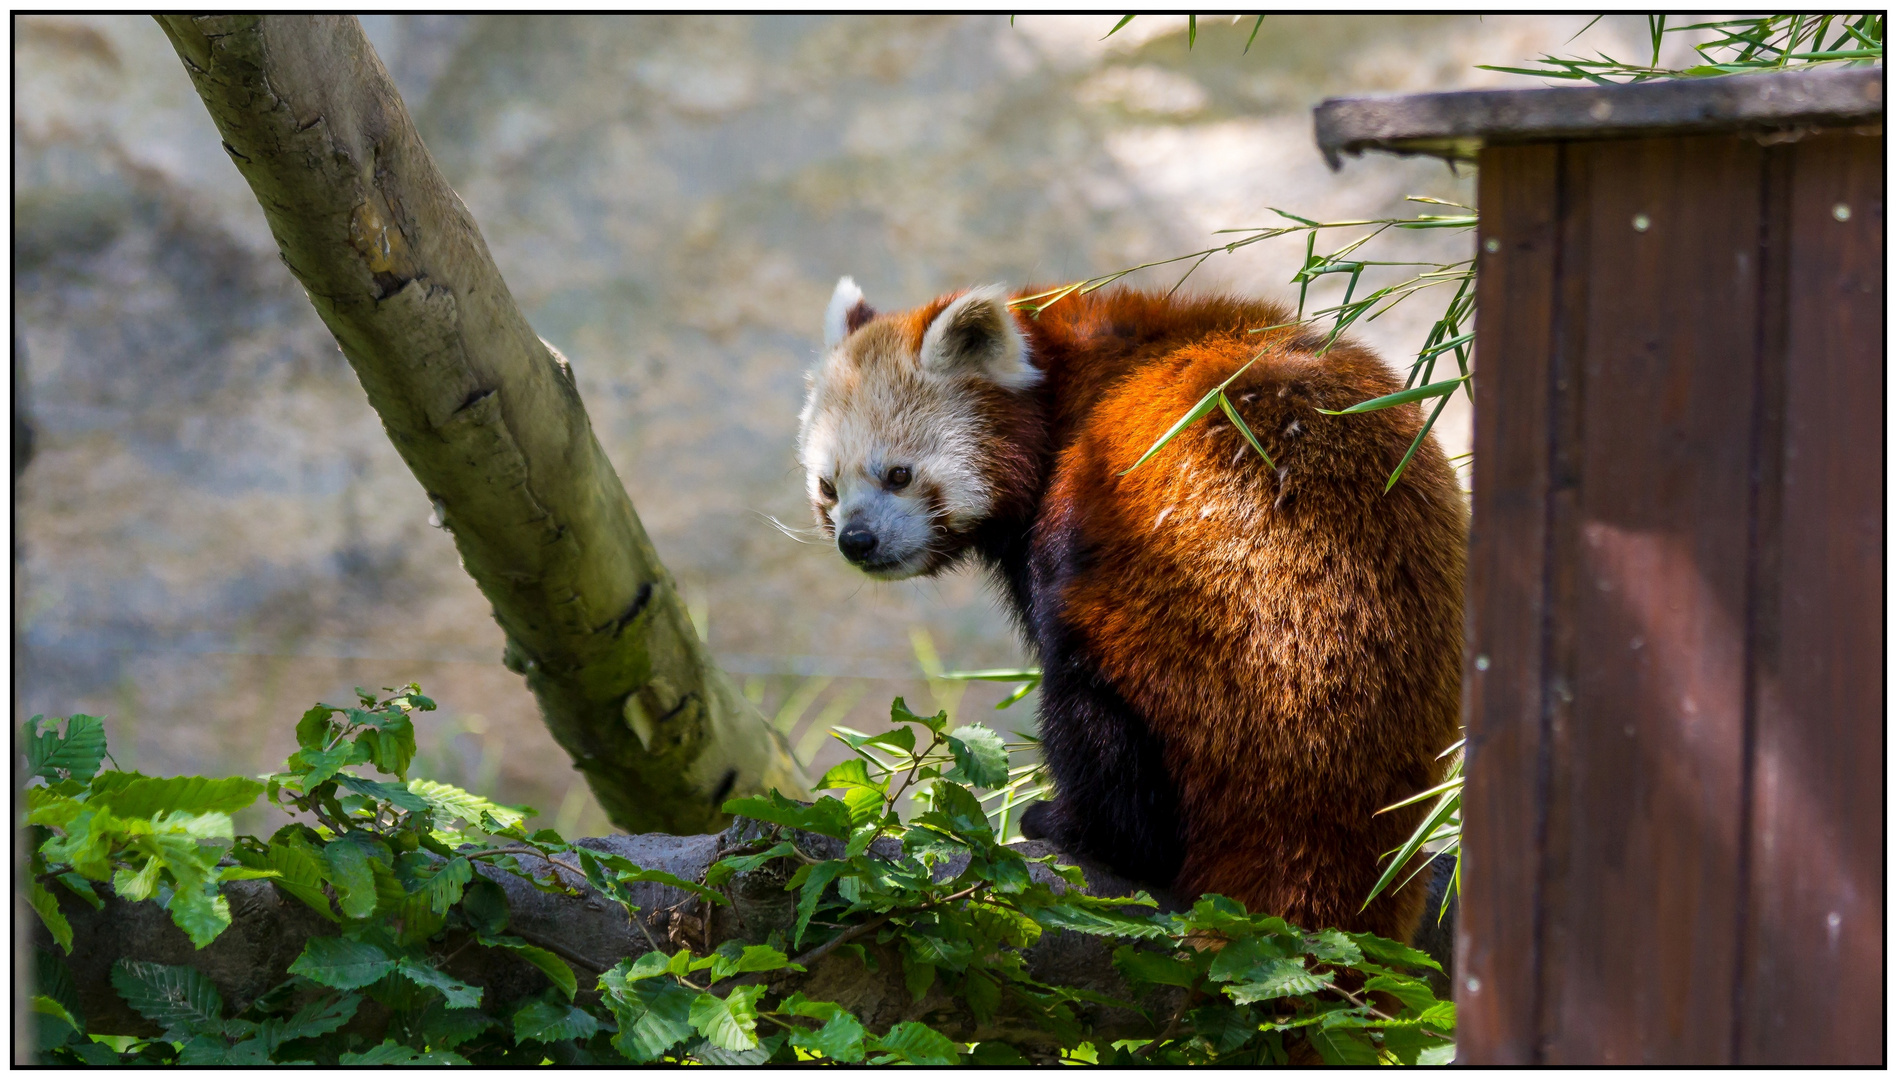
top-left (154, 14), bottom-right (809, 832)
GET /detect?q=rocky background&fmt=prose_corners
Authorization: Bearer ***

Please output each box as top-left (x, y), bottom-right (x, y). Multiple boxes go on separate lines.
top-left (15, 15), bottom-right (1679, 836)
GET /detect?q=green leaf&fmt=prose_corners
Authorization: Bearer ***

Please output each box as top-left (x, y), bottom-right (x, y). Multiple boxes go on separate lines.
top-left (1310, 1026), bottom-right (1380, 1066)
top-left (840, 786), bottom-right (884, 827)
top-left (25, 715), bottom-right (109, 782)
top-left (1113, 946), bottom-right (1200, 988)
top-left (276, 992), bottom-right (361, 1042)
top-left (969, 1040), bottom-right (1032, 1065)
top-left (406, 778), bottom-right (527, 830)
top-left (512, 997), bottom-right (599, 1044)
top-left (30, 994), bottom-right (83, 1037)
top-left (720, 790), bottom-right (852, 840)
top-left (395, 959), bottom-right (482, 1009)
top-left (479, 934), bottom-right (578, 1000)
top-left (460, 875), bottom-right (510, 935)
top-left (945, 725), bottom-right (1009, 788)
top-left (793, 862), bottom-right (845, 948)
top-left (1218, 392), bottom-right (1277, 469)
top-left (1032, 903), bottom-right (1170, 940)
top-left (1317, 374), bottom-right (1468, 415)
top-left (88, 775), bottom-right (263, 819)
top-left (339, 1040), bottom-right (470, 1065)
top-left (296, 705), bottom-right (340, 750)
top-left (706, 943), bottom-right (800, 982)
top-left (28, 880), bottom-right (72, 954)
top-left (1417, 1041), bottom-right (1458, 1065)
top-left (287, 936), bottom-right (398, 990)
top-left (689, 984), bottom-right (763, 1051)
top-left (964, 969), bottom-right (1001, 1026)
top-left (928, 779), bottom-right (993, 841)
top-left (1120, 383), bottom-right (1226, 475)
top-left (902, 952), bottom-right (936, 1002)
top-left (110, 960), bottom-right (225, 1039)
top-left (610, 979), bottom-right (697, 1063)
top-left (415, 999), bottom-right (494, 1049)
top-left (584, 850), bottom-right (729, 905)
top-left (163, 879), bottom-right (234, 948)
top-left (323, 839), bottom-right (381, 920)
top-left (1225, 957), bottom-right (1331, 1004)
top-left (1305, 928), bottom-right (1364, 966)
top-left (889, 697), bottom-right (948, 735)
top-left (424, 857), bottom-right (473, 914)
top-left (290, 740), bottom-right (362, 789)
top-left (790, 1010), bottom-right (867, 1062)
top-left (255, 839), bottom-right (337, 920)
top-left (1345, 930), bottom-right (1443, 973)
top-left (112, 856), bottom-right (164, 903)
top-left (353, 716), bottom-right (416, 779)
top-left (870, 1020), bottom-right (961, 1065)
top-left (816, 758), bottom-right (875, 789)
top-left (333, 773), bottom-right (429, 812)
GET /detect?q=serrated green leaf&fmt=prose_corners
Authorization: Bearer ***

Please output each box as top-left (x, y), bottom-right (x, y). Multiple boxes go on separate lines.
top-left (793, 862), bottom-right (844, 949)
top-left (479, 934), bottom-right (577, 999)
top-left (27, 715), bottom-right (109, 782)
top-left (839, 786), bottom-right (884, 827)
top-left (415, 998), bottom-right (494, 1049)
top-left (790, 1010), bottom-right (866, 1062)
top-left (333, 772), bottom-right (429, 812)
top-left (30, 994), bottom-right (83, 1036)
top-left (339, 1040), bottom-right (471, 1065)
top-left (1305, 927), bottom-right (1364, 966)
top-left (946, 725), bottom-right (1009, 788)
top-left (1032, 903), bottom-right (1169, 940)
top-left (254, 839), bottom-right (336, 920)
top-left (395, 959), bottom-right (482, 1009)
top-left (870, 1020), bottom-right (961, 1065)
top-left (609, 979), bottom-right (696, 1063)
top-left (1310, 1026), bottom-right (1380, 1066)
top-left (276, 992), bottom-right (360, 1043)
top-left (290, 740), bottom-right (362, 790)
top-left (816, 758), bottom-right (875, 789)
top-left (423, 857), bottom-right (473, 915)
top-left (164, 881), bottom-right (233, 948)
top-left (110, 960), bottom-right (225, 1039)
top-left (928, 780), bottom-right (993, 840)
top-left (1225, 956), bottom-right (1331, 1004)
top-left (1345, 929), bottom-right (1443, 973)
top-left (901, 951), bottom-right (936, 1002)
top-left (287, 936), bottom-right (397, 990)
top-left (513, 996), bottom-right (600, 1044)
top-left (460, 875), bottom-right (509, 935)
top-left (112, 856), bottom-right (164, 902)
top-left (406, 778), bottom-right (527, 831)
top-left (720, 790), bottom-right (852, 840)
top-left (1113, 946), bottom-right (1200, 988)
top-left (353, 715), bottom-right (415, 779)
top-left (1208, 933), bottom-right (1292, 981)
top-left (28, 880), bottom-right (73, 954)
top-left (1417, 1040), bottom-right (1458, 1065)
top-left (689, 984), bottom-right (762, 1051)
top-left (963, 969), bottom-right (1001, 1026)
top-left (296, 705), bottom-right (340, 750)
top-left (88, 774), bottom-right (263, 819)
top-left (323, 839), bottom-right (381, 920)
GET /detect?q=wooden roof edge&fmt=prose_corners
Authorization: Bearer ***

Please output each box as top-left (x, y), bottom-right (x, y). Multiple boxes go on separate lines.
top-left (1314, 64), bottom-right (1885, 169)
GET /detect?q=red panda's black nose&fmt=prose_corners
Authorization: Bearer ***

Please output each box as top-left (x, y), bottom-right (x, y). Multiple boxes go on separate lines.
top-left (838, 527), bottom-right (878, 563)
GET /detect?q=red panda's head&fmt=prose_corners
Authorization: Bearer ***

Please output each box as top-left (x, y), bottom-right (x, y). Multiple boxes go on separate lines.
top-left (796, 277), bottom-right (1041, 579)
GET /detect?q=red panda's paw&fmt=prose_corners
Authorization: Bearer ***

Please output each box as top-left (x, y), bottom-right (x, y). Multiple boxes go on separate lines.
top-left (1017, 799), bottom-right (1063, 842)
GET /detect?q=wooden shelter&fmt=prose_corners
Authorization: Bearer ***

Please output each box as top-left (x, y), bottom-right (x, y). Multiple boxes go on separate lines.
top-left (1317, 66), bottom-right (1884, 1066)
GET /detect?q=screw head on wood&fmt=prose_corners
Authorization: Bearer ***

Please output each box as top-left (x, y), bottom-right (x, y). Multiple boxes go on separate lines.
top-left (1833, 203), bottom-right (1852, 221)
top-left (1483, 238), bottom-right (1501, 253)
top-left (1631, 213), bottom-right (1651, 233)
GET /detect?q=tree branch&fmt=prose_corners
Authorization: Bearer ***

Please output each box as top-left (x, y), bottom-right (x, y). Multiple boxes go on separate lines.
top-left (151, 14), bottom-right (809, 833)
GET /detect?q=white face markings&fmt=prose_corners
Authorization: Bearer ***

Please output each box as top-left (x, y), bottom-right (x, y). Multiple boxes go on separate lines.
top-left (797, 329), bottom-right (1011, 579)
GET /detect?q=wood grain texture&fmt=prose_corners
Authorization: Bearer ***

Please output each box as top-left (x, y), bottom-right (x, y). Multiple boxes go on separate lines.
top-left (1459, 142), bottom-right (1559, 1066)
top-left (1737, 131), bottom-right (1884, 1067)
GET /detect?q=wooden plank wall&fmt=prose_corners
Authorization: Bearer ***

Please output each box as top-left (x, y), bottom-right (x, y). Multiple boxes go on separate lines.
top-left (1460, 130), bottom-right (1882, 1066)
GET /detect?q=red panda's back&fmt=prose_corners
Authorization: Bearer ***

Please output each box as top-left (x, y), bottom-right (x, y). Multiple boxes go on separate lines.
top-left (1029, 297), bottom-right (1465, 940)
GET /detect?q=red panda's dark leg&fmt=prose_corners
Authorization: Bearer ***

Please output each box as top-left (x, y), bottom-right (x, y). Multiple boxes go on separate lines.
top-left (1020, 639), bottom-right (1185, 889)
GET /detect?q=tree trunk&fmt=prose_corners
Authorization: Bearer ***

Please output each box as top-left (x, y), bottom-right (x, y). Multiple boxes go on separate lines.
top-left (151, 14), bottom-right (810, 833)
top-left (46, 832), bottom-right (1173, 1055)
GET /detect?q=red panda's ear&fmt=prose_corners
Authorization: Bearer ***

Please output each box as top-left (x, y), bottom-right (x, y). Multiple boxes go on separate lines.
top-left (823, 276), bottom-right (875, 349)
top-left (919, 286), bottom-right (1039, 391)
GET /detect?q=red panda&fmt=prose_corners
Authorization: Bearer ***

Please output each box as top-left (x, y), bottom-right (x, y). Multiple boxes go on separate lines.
top-left (797, 278), bottom-right (1464, 942)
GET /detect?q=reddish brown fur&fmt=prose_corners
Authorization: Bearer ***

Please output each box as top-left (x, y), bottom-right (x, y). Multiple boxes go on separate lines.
top-left (851, 286), bottom-right (1464, 941)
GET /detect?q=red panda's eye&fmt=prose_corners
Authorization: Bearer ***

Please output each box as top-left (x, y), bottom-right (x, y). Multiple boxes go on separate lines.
top-left (818, 478), bottom-right (836, 501)
top-left (886, 466), bottom-right (912, 490)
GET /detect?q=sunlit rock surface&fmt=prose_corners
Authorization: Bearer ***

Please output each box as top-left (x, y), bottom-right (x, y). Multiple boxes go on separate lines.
top-left (15, 15), bottom-right (1671, 833)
